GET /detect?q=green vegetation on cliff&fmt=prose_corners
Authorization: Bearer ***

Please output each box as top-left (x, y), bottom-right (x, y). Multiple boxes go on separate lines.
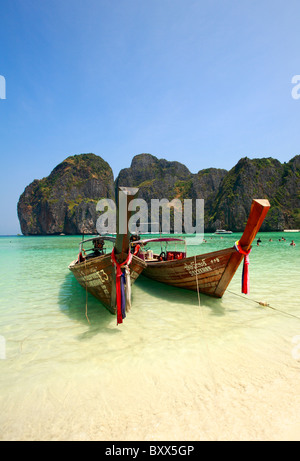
top-left (17, 153), bottom-right (114, 235)
top-left (209, 155), bottom-right (300, 231)
top-left (17, 152), bottom-right (300, 234)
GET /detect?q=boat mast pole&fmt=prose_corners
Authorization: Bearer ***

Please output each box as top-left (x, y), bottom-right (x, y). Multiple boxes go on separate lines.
top-left (114, 186), bottom-right (139, 255)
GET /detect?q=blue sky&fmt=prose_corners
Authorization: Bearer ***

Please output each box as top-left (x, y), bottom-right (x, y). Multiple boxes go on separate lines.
top-left (1, 0), bottom-right (300, 234)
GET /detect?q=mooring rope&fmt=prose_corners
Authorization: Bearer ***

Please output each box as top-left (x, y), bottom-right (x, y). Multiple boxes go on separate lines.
top-left (194, 255), bottom-right (201, 308)
top-left (227, 289), bottom-right (300, 321)
top-left (84, 255), bottom-right (90, 324)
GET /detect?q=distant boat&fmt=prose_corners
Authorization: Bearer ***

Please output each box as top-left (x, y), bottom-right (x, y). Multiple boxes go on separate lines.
top-left (214, 229), bottom-right (233, 235)
top-left (132, 199), bottom-right (270, 298)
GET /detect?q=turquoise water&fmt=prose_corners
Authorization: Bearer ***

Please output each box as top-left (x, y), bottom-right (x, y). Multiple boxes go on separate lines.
top-left (0, 232), bottom-right (299, 441)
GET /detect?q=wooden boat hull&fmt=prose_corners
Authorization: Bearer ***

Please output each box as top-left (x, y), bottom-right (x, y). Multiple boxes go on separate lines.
top-left (142, 247), bottom-right (236, 297)
top-left (141, 199), bottom-right (270, 298)
top-left (69, 252), bottom-right (146, 314)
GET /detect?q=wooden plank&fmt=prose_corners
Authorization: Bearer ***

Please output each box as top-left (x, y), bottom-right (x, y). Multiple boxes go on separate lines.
top-left (143, 247), bottom-right (235, 292)
top-left (69, 253), bottom-right (146, 312)
top-left (141, 198), bottom-right (270, 298)
top-left (115, 187), bottom-right (139, 254)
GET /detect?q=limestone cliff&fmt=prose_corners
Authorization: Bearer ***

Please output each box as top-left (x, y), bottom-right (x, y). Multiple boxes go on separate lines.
top-left (17, 153), bottom-right (114, 235)
top-left (116, 153), bottom-right (227, 230)
top-left (17, 152), bottom-right (300, 234)
top-left (209, 155), bottom-right (300, 231)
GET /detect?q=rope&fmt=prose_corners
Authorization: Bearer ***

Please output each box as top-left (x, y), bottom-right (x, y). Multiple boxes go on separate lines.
top-left (234, 240), bottom-right (251, 294)
top-left (111, 248), bottom-right (133, 325)
top-left (84, 257), bottom-right (90, 324)
top-left (227, 289), bottom-right (300, 321)
top-left (194, 255), bottom-right (201, 308)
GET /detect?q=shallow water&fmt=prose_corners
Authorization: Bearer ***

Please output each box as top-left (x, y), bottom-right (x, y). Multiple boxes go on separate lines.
top-left (0, 232), bottom-right (299, 441)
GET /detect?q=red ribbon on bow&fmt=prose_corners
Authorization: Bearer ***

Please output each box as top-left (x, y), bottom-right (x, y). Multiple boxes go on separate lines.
top-left (111, 248), bottom-right (133, 324)
top-left (235, 241), bottom-right (252, 294)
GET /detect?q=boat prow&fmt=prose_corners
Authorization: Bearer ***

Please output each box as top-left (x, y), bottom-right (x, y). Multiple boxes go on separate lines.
top-left (68, 187), bottom-right (147, 316)
top-left (68, 248), bottom-right (146, 313)
top-left (134, 199), bottom-right (270, 298)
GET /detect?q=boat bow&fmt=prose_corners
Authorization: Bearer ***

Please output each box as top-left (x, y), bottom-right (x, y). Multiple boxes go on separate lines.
top-left (135, 199), bottom-right (270, 298)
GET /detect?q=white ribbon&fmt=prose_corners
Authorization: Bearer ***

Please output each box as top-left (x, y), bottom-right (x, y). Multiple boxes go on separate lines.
top-left (124, 265), bottom-right (131, 312)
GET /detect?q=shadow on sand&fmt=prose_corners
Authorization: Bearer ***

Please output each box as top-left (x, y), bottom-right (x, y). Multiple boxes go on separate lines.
top-left (135, 274), bottom-right (226, 317)
top-left (58, 269), bottom-right (227, 340)
top-left (58, 272), bottom-right (119, 340)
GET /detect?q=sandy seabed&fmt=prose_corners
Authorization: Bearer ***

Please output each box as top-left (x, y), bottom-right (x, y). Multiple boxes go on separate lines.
top-left (1, 338), bottom-right (300, 441)
top-left (1, 234), bottom-right (299, 441)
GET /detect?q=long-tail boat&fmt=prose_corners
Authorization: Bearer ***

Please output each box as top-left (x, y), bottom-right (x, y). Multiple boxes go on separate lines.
top-left (68, 188), bottom-right (147, 320)
top-left (132, 199), bottom-right (270, 297)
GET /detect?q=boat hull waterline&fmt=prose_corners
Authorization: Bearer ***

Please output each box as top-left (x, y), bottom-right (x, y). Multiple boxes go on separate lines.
top-left (138, 199), bottom-right (270, 298)
top-left (69, 252), bottom-right (146, 314)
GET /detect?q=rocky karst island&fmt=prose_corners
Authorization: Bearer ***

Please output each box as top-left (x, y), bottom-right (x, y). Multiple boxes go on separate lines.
top-left (17, 153), bottom-right (300, 235)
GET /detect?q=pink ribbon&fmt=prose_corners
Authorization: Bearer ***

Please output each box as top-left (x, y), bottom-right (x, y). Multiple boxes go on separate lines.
top-left (111, 248), bottom-right (132, 324)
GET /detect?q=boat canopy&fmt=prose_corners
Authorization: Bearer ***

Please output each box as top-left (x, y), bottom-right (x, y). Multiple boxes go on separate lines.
top-left (135, 237), bottom-right (185, 245)
top-left (79, 235), bottom-right (116, 251)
